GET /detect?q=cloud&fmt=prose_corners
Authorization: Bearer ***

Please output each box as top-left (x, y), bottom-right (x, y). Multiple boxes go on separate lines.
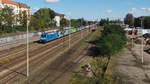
top-left (131, 8), bottom-right (136, 12)
top-left (146, 8), bottom-right (150, 12)
top-left (106, 10), bottom-right (112, 13)
top-left (45, 0), bottom-right (59, 3)
top-left (128, 8), bottom-right (150, 17)
top-left (140, 8), bottom-right (146, 12)
top-left (140, 8), bottom-right (150, 12)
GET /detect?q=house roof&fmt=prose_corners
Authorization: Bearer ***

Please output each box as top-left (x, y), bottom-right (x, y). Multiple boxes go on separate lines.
top-left (2, 0), bottom-right (30, 8)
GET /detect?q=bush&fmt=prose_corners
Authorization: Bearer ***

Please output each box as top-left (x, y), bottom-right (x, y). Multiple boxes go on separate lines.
top-left (15, 26), bottom-right (26, 31)
top-left (97, 25), bottom-right (127, 57)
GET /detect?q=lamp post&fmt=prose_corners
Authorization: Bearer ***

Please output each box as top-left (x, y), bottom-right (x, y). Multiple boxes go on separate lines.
top-left (141, 17), bottom-right (144, 64)
top-left (69, 16), bottom-right (71, 48)
top-left (26, 10), bottom-right (29, 77)
top-left (81, 18), bottom-right (83, 39)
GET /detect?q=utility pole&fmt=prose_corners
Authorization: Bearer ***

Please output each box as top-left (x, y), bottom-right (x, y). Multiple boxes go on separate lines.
top-left (69, 17), bottom-right (71, 48)
top-left (132, 28), bottom-right (134, 48)
top-left (86, 20), bottom-right (88, 35)
top-left (26, 11), bottom-right (29, 77)
top-left (81, 18), bottom-right (83, 39)
top-left (141, 17), bottom-right (144, 64)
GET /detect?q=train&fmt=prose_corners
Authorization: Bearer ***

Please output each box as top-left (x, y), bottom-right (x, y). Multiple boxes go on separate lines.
top-left (40, 26), bottom-right (89, 43)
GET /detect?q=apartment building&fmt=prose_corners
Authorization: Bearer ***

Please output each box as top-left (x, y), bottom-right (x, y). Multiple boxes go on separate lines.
top-left (0, 0), bottom-right (30, 25)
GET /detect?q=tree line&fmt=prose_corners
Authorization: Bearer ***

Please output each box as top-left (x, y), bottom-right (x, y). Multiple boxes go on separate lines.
top-left (124, 13), bottom-right (150, 29)
top-left (0, 6), bottom-right (89, 35)
top-left (99, 18), bottom-right (121, 26)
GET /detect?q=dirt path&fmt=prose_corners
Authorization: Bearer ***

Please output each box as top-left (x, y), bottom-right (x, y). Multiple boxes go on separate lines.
top-left (111, 46), bottom-right (150, 84)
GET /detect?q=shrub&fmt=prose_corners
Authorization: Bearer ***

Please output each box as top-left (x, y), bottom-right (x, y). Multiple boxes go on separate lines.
top-left (97, 25), bottom-right (127, 57)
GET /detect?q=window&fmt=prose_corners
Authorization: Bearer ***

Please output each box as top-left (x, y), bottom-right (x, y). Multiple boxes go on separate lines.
top-left (41, 35), bottom-right (46, 37)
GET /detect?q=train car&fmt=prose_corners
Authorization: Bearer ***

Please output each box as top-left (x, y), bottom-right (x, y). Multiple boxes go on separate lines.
top-left (58, 30), bottom-right (65, 38)
top-left (69, 28), bottom-right (72, 34)
top-left (72, 28), bottom-right (77, 33)
top-left (64, 29), bottom-right (70, 36)
top-left (40, 31), bottom-right (59, 43)
top-left (77, 27), bottom-right (82, 31)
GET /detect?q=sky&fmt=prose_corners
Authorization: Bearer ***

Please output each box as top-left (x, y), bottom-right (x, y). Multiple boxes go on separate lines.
top-left (13, 0), bottom-right (150, 21)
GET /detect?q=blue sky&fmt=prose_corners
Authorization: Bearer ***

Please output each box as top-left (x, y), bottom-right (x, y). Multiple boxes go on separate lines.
top-left (13, 0), bottom-right (150, 20)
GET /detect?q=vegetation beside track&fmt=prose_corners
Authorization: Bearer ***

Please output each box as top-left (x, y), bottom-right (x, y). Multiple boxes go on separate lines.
top-left (72, 25), bottom-right (127, 84)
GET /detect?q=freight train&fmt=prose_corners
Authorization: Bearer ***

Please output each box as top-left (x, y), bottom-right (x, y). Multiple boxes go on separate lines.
top-left (40, 26), bottom-right (89, 43)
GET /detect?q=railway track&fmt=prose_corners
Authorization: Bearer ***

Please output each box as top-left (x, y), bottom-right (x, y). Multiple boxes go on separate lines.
top-left (0, 30), bottom-right (82, 61)
top-left (0, 29), bottom-right (90, 84)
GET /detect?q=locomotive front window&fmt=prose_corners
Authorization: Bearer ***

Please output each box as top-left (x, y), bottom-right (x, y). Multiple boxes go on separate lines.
top-left (41, 35), bottom-right (46, 37)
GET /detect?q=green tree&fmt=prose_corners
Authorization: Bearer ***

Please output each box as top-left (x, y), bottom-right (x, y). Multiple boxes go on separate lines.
top-left (1, 6), bottom-right (15, 27)
top-left (134, 17), bottom-right (141, 28)
top-left (19, 11), bottom-right (27, 27)
top-left (60, 18), bottom-right (68, 27)
top-left (99, 18), bottom-right (109, 26)
top-left (30, 8), bottom-right (56, 30)
top-left (143, 16), bottom-right (150, 29)
top-left (70, 18), bottom-right (86, 28)
top-left (0, 6), bottom-right (15, 33)
top-left (97, 25), bottom-right (127, 57)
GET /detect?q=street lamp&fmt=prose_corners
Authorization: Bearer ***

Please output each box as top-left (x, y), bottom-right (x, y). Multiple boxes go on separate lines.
top-left (68, 16), bottom-right (71, 48)
top-left (26, 10), bottom-right (29, 77)
top-left (81, 18), bottom-right (83, 39)
top-left (140, 17), bottom-right (144, 64)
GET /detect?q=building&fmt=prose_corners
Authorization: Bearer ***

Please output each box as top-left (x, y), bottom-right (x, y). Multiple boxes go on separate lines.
top-left (54, 13), bottom-right (65, 27)
top-left (0, 0), bottom-right (30, 25)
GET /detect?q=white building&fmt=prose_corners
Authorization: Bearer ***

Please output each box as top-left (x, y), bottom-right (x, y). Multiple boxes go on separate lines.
top-left (54, 13), bottom-right (65, 27)
top-left (0, 0), bottom-right (30, 25)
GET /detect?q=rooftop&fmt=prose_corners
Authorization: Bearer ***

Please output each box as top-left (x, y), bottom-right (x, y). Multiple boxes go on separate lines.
top-left (2, 0), bottom-right (30, 8)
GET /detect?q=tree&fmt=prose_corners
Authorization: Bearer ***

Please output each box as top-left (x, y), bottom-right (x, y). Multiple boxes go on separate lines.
top-left (143, 16), bottom-right (150, 29)
top-left (134, 16), bottom-right (150, 29)
top-left (1, 6), bottom-right (15, 27)
top-left (60, 18), bottom-right (68, 27)
top-left (0, 6), bottom-right (15, 33)
top-left (19, 11), bottom-right (27, 27)
top-left (124, 13), bottom-right (134, 26)
top-left (134, 17), bottom-right (141, 28)
top-left (30, 8), bottom-right (56, 29)
top-left (70, 18), bottom-right (86, 28)
top-left (97, 25), bottom-right (127, 57)
top-left (99, 18), bottom-right (109, 26)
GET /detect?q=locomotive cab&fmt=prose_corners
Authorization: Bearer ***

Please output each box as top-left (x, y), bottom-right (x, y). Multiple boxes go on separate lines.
top-left (40, 33), bottom-right (48, 43)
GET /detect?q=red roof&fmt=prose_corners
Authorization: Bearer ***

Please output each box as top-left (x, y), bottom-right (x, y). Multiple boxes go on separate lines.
top-left (2, 0), bottom-right (30, 8)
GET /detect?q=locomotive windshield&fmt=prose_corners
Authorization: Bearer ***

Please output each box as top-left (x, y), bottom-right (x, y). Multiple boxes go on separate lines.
top-left (41, 35), bottom-right (46, 37)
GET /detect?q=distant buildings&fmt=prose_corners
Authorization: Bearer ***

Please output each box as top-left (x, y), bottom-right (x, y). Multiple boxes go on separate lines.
top-left (54, 13), bottom-right (65, 27)
top-left (0, 0), bottom-right (30, 25)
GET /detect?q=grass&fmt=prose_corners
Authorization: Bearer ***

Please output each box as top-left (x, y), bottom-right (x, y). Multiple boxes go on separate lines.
top-left (0, 58), bottom-right (9, 64)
